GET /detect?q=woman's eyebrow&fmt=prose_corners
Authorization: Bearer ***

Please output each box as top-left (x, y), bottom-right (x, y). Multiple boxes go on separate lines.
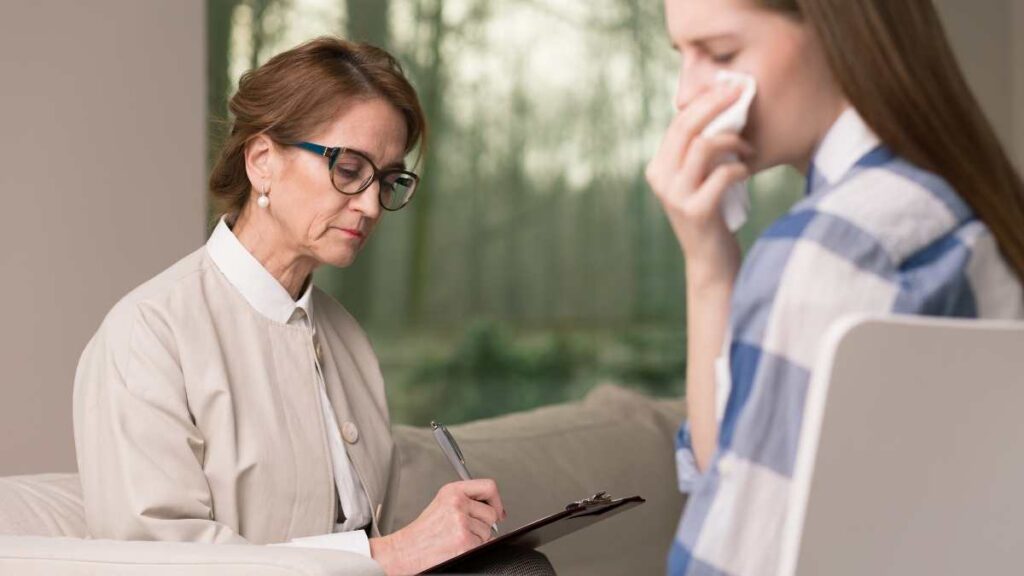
top-left (345, 145), bottom-right (407, 170)
top-left (672, 33), bottom-right (738, 51)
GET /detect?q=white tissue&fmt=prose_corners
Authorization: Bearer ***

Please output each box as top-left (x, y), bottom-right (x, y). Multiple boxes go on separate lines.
top-left (701, 70), bottom-right (758, 232)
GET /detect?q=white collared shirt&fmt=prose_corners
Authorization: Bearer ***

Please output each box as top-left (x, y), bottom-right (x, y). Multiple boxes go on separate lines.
top-left (810, 106), bottom-right (882, 187)
top-left (206, 217), bottom-right (372, 557)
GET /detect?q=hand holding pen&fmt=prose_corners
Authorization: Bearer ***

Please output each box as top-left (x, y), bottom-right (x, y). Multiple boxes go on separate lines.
top-left (368, 425), bottom-right (507, 575)
top-left (432, 421), bottom-right (502, 536)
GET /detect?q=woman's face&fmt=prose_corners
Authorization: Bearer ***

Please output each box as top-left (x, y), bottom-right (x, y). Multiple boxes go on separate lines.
top-left (259, 98), bottom-right (409, 269)
top-left (665, 0), bottom-right (846, 172)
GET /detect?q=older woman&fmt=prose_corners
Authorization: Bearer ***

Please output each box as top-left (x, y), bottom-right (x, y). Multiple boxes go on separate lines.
top-left (73, 37), bottom-right (509, 576)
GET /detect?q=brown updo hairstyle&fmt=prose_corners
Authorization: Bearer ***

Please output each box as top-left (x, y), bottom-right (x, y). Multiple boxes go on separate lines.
top-left (209, 37), bottom-right (427, 220)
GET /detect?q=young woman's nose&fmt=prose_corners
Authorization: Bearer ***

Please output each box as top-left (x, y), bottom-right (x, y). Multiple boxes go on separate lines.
top-left (674, 60), bottom-right (717, 112)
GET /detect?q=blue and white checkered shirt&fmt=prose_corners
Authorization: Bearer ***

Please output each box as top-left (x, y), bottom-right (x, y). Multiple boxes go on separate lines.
top-left (669, 108), bottom-right (1024, 576)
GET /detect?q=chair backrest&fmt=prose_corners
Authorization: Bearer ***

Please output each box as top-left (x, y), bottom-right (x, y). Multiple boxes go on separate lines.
top-left (778, 315), bottom-right (1024, 576)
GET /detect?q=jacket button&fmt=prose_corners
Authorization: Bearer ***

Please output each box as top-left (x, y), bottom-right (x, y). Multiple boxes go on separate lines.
top-left (314, 339), bottom-right (323, 363)
top-left (342, 421), bottom-right (359, 444)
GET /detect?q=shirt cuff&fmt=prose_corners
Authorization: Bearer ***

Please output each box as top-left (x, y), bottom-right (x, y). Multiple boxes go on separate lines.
top-left (675, 423), bottom-right (701, 493)
top-left (273, 530), bottom-right (372, 558)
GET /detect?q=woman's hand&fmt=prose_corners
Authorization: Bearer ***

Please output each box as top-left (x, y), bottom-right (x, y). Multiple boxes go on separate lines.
top-left (646, 84), bottom-right (753, 472)
top-left (645, 83), bottom-right (753, 283)
top-left (369, 479), bottom-right (507, 576)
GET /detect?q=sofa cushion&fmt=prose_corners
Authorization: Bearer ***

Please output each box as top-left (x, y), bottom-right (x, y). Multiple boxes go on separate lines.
top-left (0, 474), bottom-right (86, 538)
top-left (384, 384), bottom-right (687, 576)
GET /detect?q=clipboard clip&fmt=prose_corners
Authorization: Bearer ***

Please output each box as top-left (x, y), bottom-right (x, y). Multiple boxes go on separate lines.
top-left (565, 491), bottom-right (613, 512)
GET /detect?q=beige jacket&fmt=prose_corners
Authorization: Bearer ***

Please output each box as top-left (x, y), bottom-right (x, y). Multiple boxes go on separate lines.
top-left (73, 247), bottom-right (397, 544)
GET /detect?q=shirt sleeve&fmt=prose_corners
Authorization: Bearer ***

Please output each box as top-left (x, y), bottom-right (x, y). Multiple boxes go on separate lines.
top-left (677, 344), bottom-right (733, 494)
top-left (675, 424), bottom-right (700, 493)
top-left (74, 305), bottom-right (248, 544)
top-left (274, 530), bottom-right (372, 558)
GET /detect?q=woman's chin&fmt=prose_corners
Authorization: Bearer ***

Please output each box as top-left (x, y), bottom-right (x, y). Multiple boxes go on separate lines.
top-left (318, 248), bottom-right (360, 269)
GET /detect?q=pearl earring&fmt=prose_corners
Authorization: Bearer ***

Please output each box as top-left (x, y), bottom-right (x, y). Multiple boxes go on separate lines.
top-left (257, 185), bottom-right (270, 208)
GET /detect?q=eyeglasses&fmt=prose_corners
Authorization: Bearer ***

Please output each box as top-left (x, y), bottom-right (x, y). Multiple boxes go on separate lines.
top-left (293, 141), bottom-right (420, 211)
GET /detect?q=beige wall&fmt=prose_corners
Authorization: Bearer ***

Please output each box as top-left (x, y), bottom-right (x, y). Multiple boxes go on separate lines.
top-left (0, 1), bottom-right (205, 474)
top-left (935, 0), bottom-right (1021, 168)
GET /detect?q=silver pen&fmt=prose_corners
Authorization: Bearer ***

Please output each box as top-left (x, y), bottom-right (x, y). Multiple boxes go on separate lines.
top-left (431, 421), bottom-right (499, 536)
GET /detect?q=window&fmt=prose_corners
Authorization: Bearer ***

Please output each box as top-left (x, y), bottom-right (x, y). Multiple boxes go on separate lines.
top-left (208, 0), bottom-right (804, 425)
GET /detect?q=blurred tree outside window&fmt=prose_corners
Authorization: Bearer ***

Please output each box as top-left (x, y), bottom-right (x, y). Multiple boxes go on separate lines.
top-left (207, 0), bottom-right (805, 426)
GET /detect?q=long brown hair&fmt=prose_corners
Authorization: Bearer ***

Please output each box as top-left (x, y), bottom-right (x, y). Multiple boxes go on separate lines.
top-left (209, 37), bottom-right (427, 219)
top-left (762, 0), bottom-right (1024, 283)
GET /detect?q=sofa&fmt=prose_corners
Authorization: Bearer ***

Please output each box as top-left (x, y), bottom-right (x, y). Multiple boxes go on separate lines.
top-left (0, 385), bottom-right (686, 575)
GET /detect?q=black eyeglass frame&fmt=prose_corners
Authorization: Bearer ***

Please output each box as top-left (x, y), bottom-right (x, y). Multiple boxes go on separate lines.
top-left (293, 141), bottom-right (420, 211)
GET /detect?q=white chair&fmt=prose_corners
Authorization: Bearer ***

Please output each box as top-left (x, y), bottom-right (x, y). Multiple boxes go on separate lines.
top-left (779, 315), bottom-right (1024, 576)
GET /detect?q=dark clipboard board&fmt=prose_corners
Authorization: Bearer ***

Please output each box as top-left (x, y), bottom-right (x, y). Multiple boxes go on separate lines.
top-left (420, 493), bottom-right (645, 574)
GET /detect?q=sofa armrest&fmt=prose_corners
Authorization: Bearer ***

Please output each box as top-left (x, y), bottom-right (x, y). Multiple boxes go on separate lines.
top-left (0, 536), bottom-right (384, 576)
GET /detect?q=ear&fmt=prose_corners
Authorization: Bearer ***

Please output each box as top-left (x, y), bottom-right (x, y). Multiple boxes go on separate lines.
top-left (244, 133), bottom-right (276, 193)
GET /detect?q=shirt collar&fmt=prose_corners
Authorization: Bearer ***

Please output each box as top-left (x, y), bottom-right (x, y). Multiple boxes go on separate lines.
top-left (808, 107), bottom-right (882, 192)
top-left (206, 217), bottom-right (314, 325)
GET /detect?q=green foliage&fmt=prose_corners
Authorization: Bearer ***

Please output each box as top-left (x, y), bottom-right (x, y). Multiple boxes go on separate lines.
top-left (606, 328), bottom-right (688, 396)
top-left (391, 321), bottom-right (578, 425)
top-left (384, 320), bottom-right (686, 426)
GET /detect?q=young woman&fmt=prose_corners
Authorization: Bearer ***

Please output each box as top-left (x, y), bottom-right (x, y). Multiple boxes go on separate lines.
top-left (645, 1), bottom-right (1024, 574)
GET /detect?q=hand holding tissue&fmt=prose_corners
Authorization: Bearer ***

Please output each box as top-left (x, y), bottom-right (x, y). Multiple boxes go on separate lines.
top-left (701, 71), bottom-right (758, 232)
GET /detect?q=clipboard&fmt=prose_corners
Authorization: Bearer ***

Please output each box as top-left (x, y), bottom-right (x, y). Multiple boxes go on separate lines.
top-left (420, 492), bottom-right (645, 574)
